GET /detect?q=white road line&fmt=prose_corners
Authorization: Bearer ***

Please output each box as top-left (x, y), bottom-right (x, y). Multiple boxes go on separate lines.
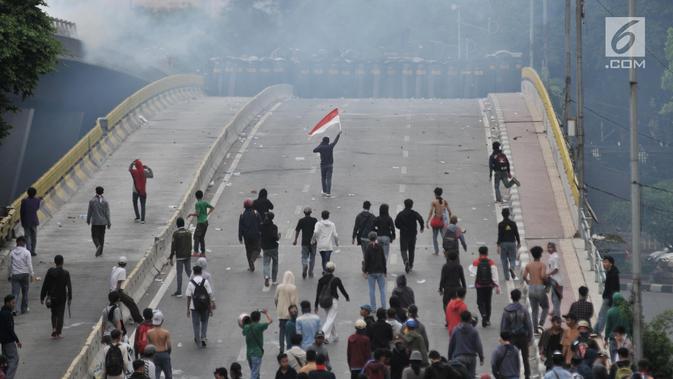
top-left (406, 124), bottom-right (411, 129)
top-left (294, 205), bottom-right (302, 215)
top-left (401, 166), bottom-right (407, 175)
top-left (402, 150), bottom-right (409, 158)
top-left (404, 136), bottom-right (410, 142)
top-left (302, 184), bottom-right (310, 193)
top-left (390, 253), bottom-right (398, 265)
top-left (399, 184), bottom-right (406, 193)
top-left (309, 167), bottom-right (316, 174)
top-left (147, 102), bottom-right (281, 312)
top-left (285, 228), bottom-right (294, 240)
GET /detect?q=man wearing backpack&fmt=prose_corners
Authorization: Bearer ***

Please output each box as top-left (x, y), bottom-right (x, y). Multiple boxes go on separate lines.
top-left (186, 265), bottom-right (213, 348)
top-left (448, 311), bottom-right (484, 378)
top-left (442, 216), bottom-right (467, 260)
top-left (469, 246), bottom-right (500, 327)
top-left (352, 201), bottom-right (376, 259)
top-left (103, 329), bottom-right (130, 379)
top-left (500, 289), bottom-right (533, 379)
top-left (609, 347), bottom-right (635, 379)
top-left (490, 331), bottom-right (520, 379)
top-left (315, 262), bottom-right (349, 343)
top-left (489, 141), bottom-right (521, 203)
top-left (497, 208), bottom-right (520, 281)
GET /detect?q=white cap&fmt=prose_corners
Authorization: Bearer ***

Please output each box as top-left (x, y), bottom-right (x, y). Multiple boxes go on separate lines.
top-left (354, 319), bottom-right (367, 329)
top-left (152, 310), bottom-right (164, 326)
top-left (119, 256), bottom-right (128, 264)
top-left (325, 261), bottom-right (336, 271)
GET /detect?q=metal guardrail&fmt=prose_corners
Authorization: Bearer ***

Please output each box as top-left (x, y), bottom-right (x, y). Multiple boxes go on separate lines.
top-left (0, 74), bottom-right (204, 244)
top-left (521, 67), bottom-right (605, 291)
top-left (50, 17), bottom-right (77, 37)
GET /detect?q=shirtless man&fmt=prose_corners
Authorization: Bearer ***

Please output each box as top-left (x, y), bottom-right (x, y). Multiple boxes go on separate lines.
top-left (522, 246), bottom-right (548, 333)
top-left (426, 187), bottom-right (451, 256)
top-left (147, 310), bottom-right (172, 379)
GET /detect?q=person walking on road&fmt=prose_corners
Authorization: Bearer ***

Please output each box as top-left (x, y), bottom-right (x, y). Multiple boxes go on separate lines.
top-left (567, 286), bottom-right (594, 325)
top-left (402, 319), bottom-right (428, 366)
top-left (594, 255), bottom-right (620, 336)
top-left (101, 291), bottom-right (124, 338)
top-left (439, 251), bottom-right (466, 316)
top-left (315, 262), bottom-right (349, 343)
top-left (186, 265), bottom-right (213, 347)
top-left (442, 215), bottom-right (467, 260)
top-left (293, 207), bottom-right (318, 279)
top-left (40, 254), bottom-right (72, 338)
top-left (312, 211), bottom-right (338, 274)
top-left (307, 331), bottom-right (331, 371)
top-left (188, 190), bottom-right (214, 257)
top-left (352, 201), bottom-right (375, 259)
top-left (8, 237), bottom-right (33, 315)
top-left (363, 232), bottom-right (387, 310)
top-left (394, 199), bottom-right (424, 273)
top-left (523, 246), bottom-right (549, 332)
top-left (103, 329), bottom-right (130, 379)
top-left (239, 198), bottom-right (262, 272)
top-left (109, 256), bottom-right (143, 323)
top-left (243, 309), bottom-right (273, 379)
top-left (296, 300), bottom-right (321, 350)
top-left (407, 305), bottom-right (429, 350)
top-left (546, 242), bottom-right (563, 317)
top-left (87, 186), bottom-right (111, 257)
top-left (427, 187), bottom-right (451, 256)
top-left (313, 131), bottom-right (341, 197)
top-left (373, 204), bottom-right (395, 260)
top-left (128, 159), bottom-right (153, 223)
top-left (489, 141), bottom-right (521, 203)
top-left (500, 289), bottom-right (533, 379)
top-left (253, 188), bottom-right (274, 216)
top-left (0, 295), bottom-right (20, 379)
top-left (261, 212), bottom-right (281, 288)
top-left (445, 288), bottom-right (468, 336)
top-left (470, 246), bottom-right (500, 327)
top-left (538, 315), bottom-right (565, 370)
top-left (491, 331), bottom-right (521, 379)
top-left (347, 319), bottom-right (371, 379)
top-left (275, 271), bottom-right (299, 353)
top-left (448, 310), bottom-right (484, 378)
top-left (147, 310), bottom-right (172, 379)
top-left (497, 208), bottom-right (520, 281)
top-left (367, 308), bottom-right (393, 352)
top-left (392, 274), bottom-right (415, 311)
top-left (19, 187), bottom-right (41, 256)
top-left (169, 217), bottom-right (192, 297)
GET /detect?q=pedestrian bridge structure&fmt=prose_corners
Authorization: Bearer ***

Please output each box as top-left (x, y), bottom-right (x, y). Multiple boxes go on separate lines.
top-left (0, 69), bottom-right (604, 379)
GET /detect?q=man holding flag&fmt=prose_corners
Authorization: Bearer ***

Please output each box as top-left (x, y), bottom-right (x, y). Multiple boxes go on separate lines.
top-left (310, 108), bottom-right (342, 197)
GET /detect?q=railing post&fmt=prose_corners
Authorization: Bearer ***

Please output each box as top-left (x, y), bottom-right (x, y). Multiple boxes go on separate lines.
top-left (98, 117), bottom-right (109, 135)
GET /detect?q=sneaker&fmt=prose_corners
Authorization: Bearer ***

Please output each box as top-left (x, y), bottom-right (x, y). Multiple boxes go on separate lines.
top-left (302, 265), bottom-right (308, 279)
top-left (404, 262), bottom-right (411, 273)
top-left (140, 220), bottom-right (145, 224)
top-left (324, 193), bottom-right (332, 198)
top-left (308, 272), bottom-right (314, 278)
top-left (171, 291), bottom-right (182, 297)
top-left (265, 278), bottom-right (270, 287)
top-left (509, 269), bottom-right (517, 280)
top-left (512, 177), bottom-right (521, 186)
top-left (134, 218), bottom-right (140, 223)
top-left (272, 281), bottom-right (278, 286)
top-left (201, 340), bottom-right (207, 348)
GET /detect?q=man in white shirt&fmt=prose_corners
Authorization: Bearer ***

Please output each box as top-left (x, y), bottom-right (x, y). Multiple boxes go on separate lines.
top-left (546, 242), bottom-right (562, 317)
top-left (109, 256), bottom-right (143, 323)
top-left (311, 210), bottom-right (339, 274)
top-left (186, 265), bottom-right (213, 347)
top-left (8, 236), bottom-right (34, 314)
top-left (102, 329), bottom-right (131, 379)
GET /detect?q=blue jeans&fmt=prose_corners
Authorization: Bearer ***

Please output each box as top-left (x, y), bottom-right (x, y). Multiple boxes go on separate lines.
top-left (320, 164), bottom-right (333, 194)
top-left (432, 228), bottom-right (441, 254)
top-left (23, 226), bottom-right (37, 255)
top-left (2, 342), bottom-right (18, 379)
top-left (499, 242), bottom-right (517, 280)
top-left (319, 250), bottom-right (332, 273)
top-left (367, 273), bottom-right (386, 309)
top-left (248, 355), bottom-right (262, 379)
top-left (263, 248), bottom-right (279, 282)
top-left (301, 245), bottom-right (316, 276)
top-left (175, 258), bottom-right (191, 294)
top-left (11, 274), bottom-right (30, 314)
top-left (154, 351), bottom-right (172, 379)
top-left (529, 284), bottom-right (549, 327)
top-left (494, 171), bottom-right (516, 202)
top-left (377, 236), bottom-right (391, 260)
top-left (132, 192), bottom-right (146, 221)
top-left (191, 309), bottom-right (209, 343)
top-left (594, 298), bottom-right (611, 335)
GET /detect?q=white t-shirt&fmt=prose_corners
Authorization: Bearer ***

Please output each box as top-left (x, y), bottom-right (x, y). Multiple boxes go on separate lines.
top-left (110, 266), bottom-right (127, 291)
top-left (101, 304), bottom-right (123, 336)
top-left (185, 275), bottom-right (213, 310)
top-left (547, 252), bottom-right (562, 284)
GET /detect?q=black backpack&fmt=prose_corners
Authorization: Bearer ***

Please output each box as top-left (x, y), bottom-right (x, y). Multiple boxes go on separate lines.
top-left (475, 259), bottom-right (492, 286)
top-left (442, 228), bottom-right (459, 254)
top-left (105, 344), bottom-right (125, 376)
top-left (191, 279), bottom-right (211, 312)
top-left (495, 152), bottom-right (509, 172)
top-left (504, 307), bottom-right (528, 336)
top-left (318, 277), bottom-right (336, 309)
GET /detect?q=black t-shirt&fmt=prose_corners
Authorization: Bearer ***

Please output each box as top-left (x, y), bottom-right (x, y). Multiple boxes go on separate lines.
top-left (295, 216), bottom-right (318, 246)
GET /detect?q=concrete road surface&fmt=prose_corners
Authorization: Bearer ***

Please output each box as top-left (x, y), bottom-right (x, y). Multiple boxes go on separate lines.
top-left (144, 98), bottom-right (514, 378)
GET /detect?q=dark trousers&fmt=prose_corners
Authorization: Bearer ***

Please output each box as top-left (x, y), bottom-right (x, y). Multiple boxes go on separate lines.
top-left (244, 237), bottom-right (261, 271)
top-left (1, 342), bottom-right (18, 379)
top-left (51, 301), bottom-right (66, 335)
top-left (350, 369), bottom-right (362, 379)
top-left (512, 335), bottom-right (531, 378)
top-left (476, 286), bottom-right (493, 322)
top-left (116, 290), bottom-right (144, 323)
top-left (442, 287), bottom-right (460, 314)
top-left (23, 225), bottom-right (37, 255)
top-left (91, 225), bottom-right (106, 256)
top-left (319, 250), bottom-right (332, 273)
top-left (399, 236), bottom-right (417, 268)
top-left (320, 164), bottom-right (333, 194)
top-left (278, 319), bottom-right (288, 353)
top-left (132, 192), bottom-right (147, 221)
top-left (175, 258), bottom-right (191, 294)
top-left (194, 222), bottom-right (208, 254)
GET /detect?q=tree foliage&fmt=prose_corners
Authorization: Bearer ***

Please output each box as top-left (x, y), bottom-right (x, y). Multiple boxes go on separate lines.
top-left (0, 0), bottom-right (60, 143)
top-left (643, 309), bottom-right (673, 378)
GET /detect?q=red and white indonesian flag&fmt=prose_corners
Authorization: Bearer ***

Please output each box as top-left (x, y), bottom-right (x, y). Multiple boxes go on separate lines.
top-left (308, 108), bottom-right (341, 136)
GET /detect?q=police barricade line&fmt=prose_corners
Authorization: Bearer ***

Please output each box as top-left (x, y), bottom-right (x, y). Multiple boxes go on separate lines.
top-left (62, 84), bottom-right (293, 379)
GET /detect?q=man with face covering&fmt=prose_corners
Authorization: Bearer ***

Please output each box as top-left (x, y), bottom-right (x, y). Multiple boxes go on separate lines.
top-left (312, 132), bottom-right (342, 197)
top-left (128, 159), bottom-right (153, 223)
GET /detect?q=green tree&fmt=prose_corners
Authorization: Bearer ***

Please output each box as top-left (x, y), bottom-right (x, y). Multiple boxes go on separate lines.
top-left (643, 309), bottom-right (673, 378)
top-left (0, 0), bottom-right (60, 143)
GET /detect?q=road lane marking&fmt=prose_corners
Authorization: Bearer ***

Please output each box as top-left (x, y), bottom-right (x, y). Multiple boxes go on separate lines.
top-left (399, 184), bottom-right (406, 193)
top-left (294, 205), bottom-right (302, 215)
top-left (302, 184), bottom-right (310, 193)
top-left (403, 150), bottom-right (409, 158)
top-left (404, 136), bottom-right (410, 142)
top-left (401, 166), bottom-right (407, 175)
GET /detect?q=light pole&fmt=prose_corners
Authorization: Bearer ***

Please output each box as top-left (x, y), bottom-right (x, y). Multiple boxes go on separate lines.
top-left (451, 4), bottom-right (462, 60)
top-left (576, 0), bottom-right (585, 234)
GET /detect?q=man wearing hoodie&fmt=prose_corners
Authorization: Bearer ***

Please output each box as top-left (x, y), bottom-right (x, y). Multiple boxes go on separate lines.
top-left (352, 201), bottom-right (376, 259)
top-left (362, 349), bottom-right (388, 379)
top-left (442, 215), bottom-right (467, 259)
top-left (347, 319), bottom-right (371, 379)
top-left (363, 232), bottom-right (387, 309)
top-left (239, 199), bottom-right (262, 272)
top-left (445, 288), bottom-right (468, 336)
top-left (392, 275), bottom-right (415, 311)
top-left (500, 289), bottom-right (533, 379)
top-left (170, 217), bottom-right (192, 297)
top-left (312, 211), bottom-right (339, 274)
top-left (19, 187), bottom-right (41, 256)
top-left (394, 198), bottom-right (425, 273)
top-left (312, 131), bottom-right (341, 197)
top-left (367, 308), bottom-right (393, 351)
top-left (402, 319), bottom-right (428, 366)
top-left (604, 292), bottom-right (632, 346)
top-left (439, 251), bottom-right (466, 316)
top-left (448, 310), bottom-right (484, 378)
top-left (261, 212), bottom-right (281, 288)
top-left (128, 159), bottom-right (153, 223)
top-left (275, 271), bottom-right (299, 353)
top-left (253, 188), bottom-right (274, 216)
top-left (594, 255), bottom-right (620, 335)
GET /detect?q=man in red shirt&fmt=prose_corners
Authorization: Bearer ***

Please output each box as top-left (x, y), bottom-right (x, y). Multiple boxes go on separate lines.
top-left (347, 320), bottom-right (370, 379)
top-left (469, 246), bottom-right (500, 327)
top-left (445, 288), bottom-right (468, 336)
